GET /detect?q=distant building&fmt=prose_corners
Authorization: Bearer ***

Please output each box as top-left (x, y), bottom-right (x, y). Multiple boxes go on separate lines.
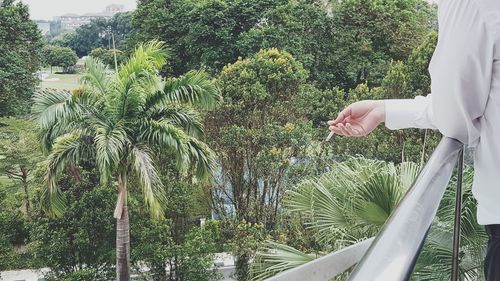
top-left (35, 20), bottom-right (51, 36)
top-left (55, 4), bottom-right (125, 31)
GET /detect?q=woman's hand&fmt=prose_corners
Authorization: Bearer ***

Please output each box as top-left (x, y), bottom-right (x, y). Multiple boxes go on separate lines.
top-left (327, 100), bottom-right (385, 137)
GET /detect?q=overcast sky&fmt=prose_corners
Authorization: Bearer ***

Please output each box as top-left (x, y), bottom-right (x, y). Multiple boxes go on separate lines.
top-left (19, 0), bottom-right (138, 20)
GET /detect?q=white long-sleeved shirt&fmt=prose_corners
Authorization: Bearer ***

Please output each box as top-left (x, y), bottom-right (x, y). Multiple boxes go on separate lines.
top-left (384, 0), bottom-right (500, 225)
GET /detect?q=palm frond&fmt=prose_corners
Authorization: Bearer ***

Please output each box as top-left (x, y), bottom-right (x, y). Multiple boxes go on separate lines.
top-left (284, 158), bottom-right (398, 244)
top-left (118, 40), bottom-right (167, 80)
top-left (80, 57), bottom-right (112, 98)
top-left (147, 106), bottom-right (204, 138)
top-left (110, 43), bottom-right (166, 121)
top-left (32, 89), bottom-right (86, 152)
top-left (137, 119), bottom-right (191, 171)
top-left (398, 161), bottom-right (421, 190)
top-left (130, 145), bottom-right (166, 219)
top-left (185, 137), bottom-right (217, 181)
top-left (42, 132), bottom-right (94, 217)
top-left (352, 173), bottom-right (403, 227)
top-left (250, 241), bottom-right (317, 281)
top-left (414, 165), bottom-right (487, 280)
top-left (145, 70), bottom-right (221, 110)
top-left (94, 124), bottom-right (129, 183)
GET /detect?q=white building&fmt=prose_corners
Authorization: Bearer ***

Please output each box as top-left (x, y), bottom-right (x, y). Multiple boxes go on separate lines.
top-left (55, 4), bottom-right (125, 31)
top-left (35, 20), bottom-right (51, 36)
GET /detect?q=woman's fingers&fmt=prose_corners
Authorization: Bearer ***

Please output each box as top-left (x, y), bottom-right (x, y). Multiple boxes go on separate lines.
top-left (328, 123), bottom-right (365, 137)
top-left (329, 125), bottom-right (343, 135)
top-left (328, 106), bottom-right (352, 126)
top-left (338, 123), bottom-right (351, 136)
top-left (347, 123), bottom-right (364, 137)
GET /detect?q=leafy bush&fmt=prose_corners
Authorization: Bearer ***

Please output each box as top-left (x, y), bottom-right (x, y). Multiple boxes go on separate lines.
top-left (41, 45), bottom-right (78, 73)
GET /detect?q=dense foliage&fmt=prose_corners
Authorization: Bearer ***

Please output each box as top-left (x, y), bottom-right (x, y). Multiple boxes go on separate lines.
top-left (89, 47), bottom-right (127, 69)
top-left (0, 0), bottom-right (43, 116)
top-left (207, 48), bottom-right (311, 225)
top-left (131, 0), bottom-right (436, 88)
top-left (29, 168), bottom-right (116, 280)
top-left (2, 1), bottom-right (483, 281)
top-left (251, 159), bottom-right (487, 280)
top-left (53, 12), bottom-right (133, 57)
top-left (0, 118), bottom-right (43, 216)
top-left (41, 45), bottom-right (78, 73)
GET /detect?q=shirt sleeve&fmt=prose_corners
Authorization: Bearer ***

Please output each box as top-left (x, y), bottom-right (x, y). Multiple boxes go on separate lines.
top-left (384, 0), bottom-right (494, 145)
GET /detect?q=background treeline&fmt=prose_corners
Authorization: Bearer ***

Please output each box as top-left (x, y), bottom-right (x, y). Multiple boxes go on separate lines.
top-left (0, 0), bottom-right (467, 280)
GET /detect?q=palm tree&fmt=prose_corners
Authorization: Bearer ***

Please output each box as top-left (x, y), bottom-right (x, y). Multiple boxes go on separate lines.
top-left (32, 41), bottom-right (220, 280)
top-left (413, 166), bottom-right (487, 280)
top-left (250, 158), bottom-right (486, 280)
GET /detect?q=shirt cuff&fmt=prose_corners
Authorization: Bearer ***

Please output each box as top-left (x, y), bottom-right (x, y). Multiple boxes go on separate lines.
top-left (384, 98), bottom-right (430, 130)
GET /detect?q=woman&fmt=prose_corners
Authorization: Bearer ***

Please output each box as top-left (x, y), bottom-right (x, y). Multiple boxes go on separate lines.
top-left (328, 0), bottom-right (500, 279)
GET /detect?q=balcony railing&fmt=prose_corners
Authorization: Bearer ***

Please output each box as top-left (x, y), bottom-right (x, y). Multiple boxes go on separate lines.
top-left (265, 137), bottom-right (465, 281)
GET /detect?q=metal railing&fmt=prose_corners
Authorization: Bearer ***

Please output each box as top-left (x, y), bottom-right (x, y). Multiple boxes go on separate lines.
top-left (264, 137), bottom-right (465, 281)
top-left (267, 238), bottom-right (374, 281)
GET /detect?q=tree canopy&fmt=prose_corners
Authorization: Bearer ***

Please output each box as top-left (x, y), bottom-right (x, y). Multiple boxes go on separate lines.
top-left (41, 45), bottom-right (78, 73)
top-left (56, 12), bottom-right (133, 57)
top-left (0, 1), bottom-right (43, 116)
top-left (131, 0), bottom-right (436, 88)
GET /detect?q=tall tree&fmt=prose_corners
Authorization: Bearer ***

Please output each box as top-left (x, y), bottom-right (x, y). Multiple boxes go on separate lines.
top-left (0, 118), bottom-right (43, 216)
top-left (0, 1), bottom-right (43, 116)
top-left (207, 48), bottom-right (310, 225)
top-left (206, 48), bottom-right (313, 279)
top-left (62, 12), bottom-right (133, 57)
top-left (32, 41), bottom-right (220, 280)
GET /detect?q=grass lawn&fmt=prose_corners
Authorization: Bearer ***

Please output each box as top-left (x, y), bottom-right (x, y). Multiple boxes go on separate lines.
top-left (40, 59), bottom-right (85, 91)
top-left (41, 73), bottom-right (82, 91)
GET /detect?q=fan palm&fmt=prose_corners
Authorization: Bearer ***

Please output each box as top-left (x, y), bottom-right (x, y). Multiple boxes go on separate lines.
top-left (32, 41), bottom-right (220, 280)
top-left (251, 158), bottom-right (485, 280)
top-left (250, 158), bottom-right (418, 280)
top-left (413, 166), bottom-right (487, 280)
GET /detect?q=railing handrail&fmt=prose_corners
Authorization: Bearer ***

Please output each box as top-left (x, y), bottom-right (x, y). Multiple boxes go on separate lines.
top-left (348, 137), bottom-right (464, 280)
top-left (264, 238), bottom-right (374, 281)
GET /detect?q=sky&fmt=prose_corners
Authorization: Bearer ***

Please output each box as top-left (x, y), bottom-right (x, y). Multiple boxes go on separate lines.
top-left (19, 0), bottom-right (138, 20)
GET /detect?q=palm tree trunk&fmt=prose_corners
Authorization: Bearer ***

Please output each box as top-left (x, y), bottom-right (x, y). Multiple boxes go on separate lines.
top-left (115, 172), bottom-right (130, 281)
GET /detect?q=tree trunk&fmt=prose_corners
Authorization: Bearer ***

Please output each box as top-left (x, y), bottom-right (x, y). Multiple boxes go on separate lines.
top-left (22, 177), bottom-right (30, 217)
top-left (21, 167), bottom-right (30, 217)
top-left (115, 173), bottom-right (130, 281)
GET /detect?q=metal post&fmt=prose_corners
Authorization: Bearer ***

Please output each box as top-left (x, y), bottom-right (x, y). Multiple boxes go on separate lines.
top-left (451, 148), bottom-right (464, 281)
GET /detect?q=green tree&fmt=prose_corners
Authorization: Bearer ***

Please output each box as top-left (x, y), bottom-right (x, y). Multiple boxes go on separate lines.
top-left (208, 48), bottom-right (310, 224)
top-left (236, 1), bottom-right (340, 88)
top-left (29, 167), bottom-right (116, 280)
top-left (63, 13), bottom-right (133, 57)
top-left (41, 45), bottom-right (79, 73)
top-left (332, 0), bottom-right (434, 89)
top-left (0, 207), bottom-right (30, 270)
top-left (206, 48), bottom-right (313, 279)
top-left (0, 118), bottom-right (43, 216)
top-left (131, 0), bottom-right (285, 76)
top-left (0, 0), bottom-right (43, 116)
top-left (90, 47), bottom-right (127, 69)
top-left (0, 179), bottom-right (30, 271)
top-left (131, 181), bottom-right (222, 280)
top-left (132, 0), bottom-right (435, 89)
top-left (32, 41), bottom-right (220, 280)
top-left (382, 32), bottom-right (438, 99)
